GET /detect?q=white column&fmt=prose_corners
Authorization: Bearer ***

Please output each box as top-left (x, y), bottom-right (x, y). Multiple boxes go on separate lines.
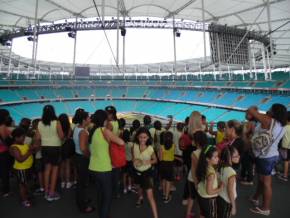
top-left (116, 0), bottom-right (120, 66)
top-left (173, 16), bottom-right (177, 77)
top-left (72, 17), bottom-right (78, 78)
top-left (201, 0), bottom-right (207, 61)
top-left (122, 16), bottom-right (126, 74)
top-left (7, 40), bottom-right (13, 78)
top-left (32, 0), bottom-right (39, 76)
top-left (261, 46), bottom-right (267, 80)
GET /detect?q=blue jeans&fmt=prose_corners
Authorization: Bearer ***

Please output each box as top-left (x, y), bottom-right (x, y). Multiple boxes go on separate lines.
top-left (91, 171), bottom-right (112, 218)
top-left (255, 156), bottom-right (278, 176)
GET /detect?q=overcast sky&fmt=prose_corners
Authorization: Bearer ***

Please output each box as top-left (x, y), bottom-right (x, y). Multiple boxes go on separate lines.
top-left (12, 28), bottom-right (210, 65)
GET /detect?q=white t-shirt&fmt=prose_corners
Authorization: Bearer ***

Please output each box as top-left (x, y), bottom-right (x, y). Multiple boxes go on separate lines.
top-left (188, 149), bottom-right (201, 183)
top-left (254, 119), bottom-right (285, 158)
top-left (218, 166), bottom-right (237, 203)
top-left (173, 130), bottom-right (182, 156)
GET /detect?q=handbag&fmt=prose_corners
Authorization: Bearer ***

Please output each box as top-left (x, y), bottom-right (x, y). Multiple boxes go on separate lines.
top-left (101, 129), bottom-right (126, 168)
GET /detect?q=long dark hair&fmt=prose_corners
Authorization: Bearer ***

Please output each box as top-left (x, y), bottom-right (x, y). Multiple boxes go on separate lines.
top-left (130, 119), bottom-right (141, 134)
top-left (89, 110), bottom-right (108, 144)
top-left (42, 105), bottom-right (57, 126)
top-left (58, 113), bottom-right (71, 137)
top-left (163, 131), bottom-right (173, 150)
top-left (219, 146), bottom-right (238, 170)
top-left (269, 103), bottom-right (287, 126)
top-left (196, 145), bottom-right (217, 182)
top-left (134, 127), bottom-right (152, 146)
top-left (193, 130), bottom-right (208, 148)
top-left (72, 108), bottom-right (85, 124)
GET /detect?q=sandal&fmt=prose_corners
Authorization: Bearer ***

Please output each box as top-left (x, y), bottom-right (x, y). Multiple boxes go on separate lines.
top-left (249, 197), bottom-right (259, 206)
top-left (250, 207), bottom-right (270, 216)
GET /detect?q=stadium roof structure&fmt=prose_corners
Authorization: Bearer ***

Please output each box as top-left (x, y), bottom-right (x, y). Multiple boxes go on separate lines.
top-left (0, 0), bottom-right (289, 76)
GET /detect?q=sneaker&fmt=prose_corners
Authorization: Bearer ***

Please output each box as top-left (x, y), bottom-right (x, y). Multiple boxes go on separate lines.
top-left (123, 188), bottom-right (127, 194)
top-left (277, 174), bottom-right (288, 182)
top-left (34, 188), bottom-right (45, 195)
top-left (47, 193), bottom-right (61, 202)
top-left (22, 200), bottom-right (31, 208)
top-left (170, 186), bottom-right (176, 191)
top-left (163, 195), bottom-right (172, 203)
top-left (61, 182), bottom-right (65, 189)
top-left (66, 182), bottom-right (73, 189)
top-left (44, 192), bottom-right (49, 200)
top-left (135, 198), bottom-right (143, 208)
top-left (249, 197), bottom-right (259, 207)
top-left (182, 199), bottom-right (188, 206)
top-left (2, 192), bottom-right (10, 198)
top-left (128, 185), bottom-right (132, 191)
top-left (240, 181), bottom-right (254, 186)
top-left (185, 213), bottom-right (194, 218)
top-left (250, 207), bottom-right (270, 216)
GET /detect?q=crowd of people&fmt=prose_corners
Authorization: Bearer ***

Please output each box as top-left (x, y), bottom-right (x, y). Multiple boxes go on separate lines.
top-left (0, 103), bottom-right (289, 218)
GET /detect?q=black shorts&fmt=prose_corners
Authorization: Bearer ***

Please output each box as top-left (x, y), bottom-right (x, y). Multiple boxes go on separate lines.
top-left (217, 196), bottom-right (232, 218)
top-left (159, 161), bottom-right (174, 182)
top-left (42, 146), bottom-right (61, 166)
top-left (122, 161), bottom-right (134, 176)
top-left (188, 181), bottom-right (197, 199)
top-left (174, 155), bottom-right (183, 167)
top-left (15, 169), bottom-right (32, 184)
top-left (134, 168), bottom-right (154, 190)
top-left (61, 138), bottom-right (75, 160)
top-left (197, 194), bottom-right (217, 218)
top-left (34, 158), bottom-right (44, 173)
top-left (280, 148), bottom-right (290, 161)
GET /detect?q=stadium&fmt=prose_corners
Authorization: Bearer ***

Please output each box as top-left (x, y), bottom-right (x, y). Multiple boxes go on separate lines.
top-left (0, 1), bottom-right (290, 218)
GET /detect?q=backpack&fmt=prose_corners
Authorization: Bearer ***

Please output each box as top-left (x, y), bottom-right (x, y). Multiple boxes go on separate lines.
top-left (251, 119), bottom-right (275, 157)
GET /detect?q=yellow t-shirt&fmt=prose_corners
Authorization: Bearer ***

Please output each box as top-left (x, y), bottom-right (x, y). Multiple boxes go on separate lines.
top-left (161, 144), bottom-right (175, 161)
top-left (219, 166), bottom-right (237, 203)
top-left (282, 124), bottom-right (290, 149)
top-left (216, 131), bottom-right (225, 145)
top-left (11, 144), bottom-right (33, 170)
top-left (197, 166), bottom-right (218, 198)
top-left (133, 144), bottom-right (154, 172)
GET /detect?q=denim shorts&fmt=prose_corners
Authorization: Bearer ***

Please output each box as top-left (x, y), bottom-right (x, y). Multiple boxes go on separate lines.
top-left (255, 156), bottom-right (278, 176)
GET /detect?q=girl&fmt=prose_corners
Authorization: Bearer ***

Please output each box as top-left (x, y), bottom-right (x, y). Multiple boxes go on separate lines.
top-left (186, 130), bottom-right (208, 218)
top-left (133, 127), bottom-right (158, 218)
top-left (89, 109), bottom-right (124, 218)
top-left (173, 122), bottom-right (184, 181)
top-left (159, 131), bottom-right (175, 203)
top-left (217, 147), bottom-right (240, 218)
top-left (122, 129), bottom-right (134, 194)
top-left (10, 127), bottom-right (34, 207)
top-left (196, 145), bottom-right (223, 218)
top-left (59, 113), bottom-right (74, 189)
top-left (73, 110), bottom-right (95, 213)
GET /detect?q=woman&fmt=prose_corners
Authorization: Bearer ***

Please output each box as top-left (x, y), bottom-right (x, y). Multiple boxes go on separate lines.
top-left (89, 109), bottom-right (124, 218)
top-left (34, 105), bottom-right (64, 202)
top-left (0, 109), bottom-right (12, 197)
top-left (247, 104), bottom-right (287, 216)
top-left (73, 110), bottom-right (94, 213)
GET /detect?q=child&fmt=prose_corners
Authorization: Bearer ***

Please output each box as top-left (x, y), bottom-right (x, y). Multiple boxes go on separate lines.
top-left (173, 122), bottom-right (184, 181)
top-left (122, 129), bottom-right (134, 193)
top-left (196, 145), bottom-right (223, 218)
top-left (133, 127), bottom-right (158, 218)
top-left (278, 111), bottom-right (290, 181)
top-left (209, 121), bottom-right (226, 150)
top-left (186, 131), bottom-right (208, 218)
top-left (217, 147), bottom-right (240, 218)
top-left (159, 131), bottom-right (175, 203)
top-left (10, 127), bottom-right (34, 207)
